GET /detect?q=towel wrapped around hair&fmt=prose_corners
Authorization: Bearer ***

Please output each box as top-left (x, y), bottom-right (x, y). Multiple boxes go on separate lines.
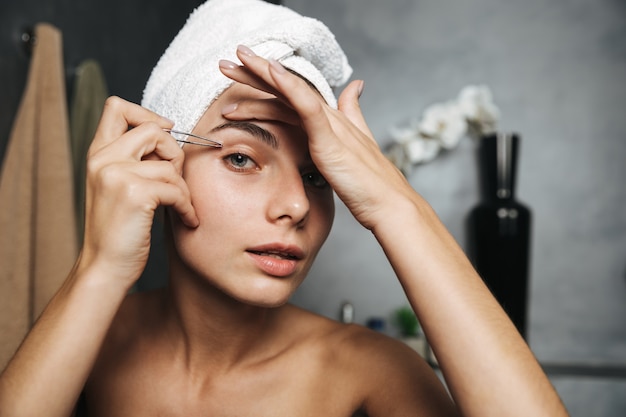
top-left (142, 0), bottom-right (352, 137)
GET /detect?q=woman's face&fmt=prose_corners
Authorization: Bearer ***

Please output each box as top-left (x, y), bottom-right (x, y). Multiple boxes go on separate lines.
top-left (170, 83), bottom-right (335, 307)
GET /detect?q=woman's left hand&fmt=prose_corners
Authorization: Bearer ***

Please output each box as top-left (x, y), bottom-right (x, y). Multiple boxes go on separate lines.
top-left (218, 45), bottom-right (417, 231)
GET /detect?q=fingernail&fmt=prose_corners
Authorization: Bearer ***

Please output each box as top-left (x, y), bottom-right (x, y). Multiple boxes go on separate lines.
top-left (269, 59), bottom-right (286, 74)
top-left (357, 80), bottom-right (365, 98)
top-left (237, 44), bottom-right (256, 57)
top-left (219, 59), bottom-right (238, 70)
top-left (222, 103), bottom-right (238, 115)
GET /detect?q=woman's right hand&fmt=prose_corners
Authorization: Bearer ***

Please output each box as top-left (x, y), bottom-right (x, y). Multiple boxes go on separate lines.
top-left (77, 96), bottom-right (198, 287)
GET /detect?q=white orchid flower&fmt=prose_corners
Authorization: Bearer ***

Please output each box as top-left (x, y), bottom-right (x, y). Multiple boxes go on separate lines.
top-left (388, 121), bottom-right (420, 144)
top-left (418, 101), bottom-right (467, 149)
top-left (385, 84), bottom-right (501, 175)
top-left (386, 120), bottom-right (442, 170)
top-left (457, 85), bottom-right (500, 135)
top-left (404, 137), bottom-right (441, 164)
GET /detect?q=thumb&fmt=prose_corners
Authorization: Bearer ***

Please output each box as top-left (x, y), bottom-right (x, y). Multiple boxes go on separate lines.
top-left (337, 80), bottom-right (373, 138)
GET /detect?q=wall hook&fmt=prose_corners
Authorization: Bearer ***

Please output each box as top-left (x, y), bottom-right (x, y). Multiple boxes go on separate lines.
top-left (20, 27), bottom-right (36, 56)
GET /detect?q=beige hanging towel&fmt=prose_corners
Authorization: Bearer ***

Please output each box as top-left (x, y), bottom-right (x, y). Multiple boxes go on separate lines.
top-left (0, 23), bottom-right (78, 368)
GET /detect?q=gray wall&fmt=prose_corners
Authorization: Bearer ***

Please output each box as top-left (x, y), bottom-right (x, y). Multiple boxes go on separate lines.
top-left (284, 0), bottom-right (626, 415)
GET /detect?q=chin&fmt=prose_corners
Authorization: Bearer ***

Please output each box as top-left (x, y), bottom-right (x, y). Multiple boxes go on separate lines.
top-left (229, 277), bottom-right (300, 308)
top-left (230, 291), bottom-right (292, 309)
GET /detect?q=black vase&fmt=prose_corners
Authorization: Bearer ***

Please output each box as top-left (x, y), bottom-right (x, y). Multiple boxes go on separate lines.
top-left (466, 132), bottom-right (532, 338)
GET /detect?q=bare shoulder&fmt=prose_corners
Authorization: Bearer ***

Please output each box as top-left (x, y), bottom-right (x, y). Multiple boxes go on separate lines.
top-left (282, 305), bottom-right (458, 417)
top-left (284, 304), bottom-right (427, 377)
top-left (283, 304), bottom-right (424, 373)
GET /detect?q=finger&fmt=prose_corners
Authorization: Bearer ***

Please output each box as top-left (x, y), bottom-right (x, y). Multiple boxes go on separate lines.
top-left (229, 48), bottom-right (368, 152)
top-left (112, 174), bottom-right (198, 229)
top-left (219, 59), bottom-right (286, 101)
top-left (132, 124), bottom-right (186, 173)
top-left (221, 98), bottom-right (300, 127)
top-left (132, 168), bottom-right (198, 228)
top-left (156, 181), bottom-right (198, 228)
top-left (91, 96), bottom-right (174, 153)
top-left (225, 46), bottom-right (329, 122)
top-left (90, 160), bottom-right (198, 228)
top-left (337, 80), bottom-right (375, 139)
top-left (264, 59), bottom-right (335, 138)
top-left (92, 122), bottom-right (185, 174)
top-left (116, 160), bottom-right (186, 188)
top-left (139, 170), bottom-right (198, 228)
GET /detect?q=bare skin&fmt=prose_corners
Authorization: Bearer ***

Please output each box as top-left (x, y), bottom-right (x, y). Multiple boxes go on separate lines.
top-left (85, 292), bottom-right (452, 417)
top-left (0, 45), bottom-right (569, 417)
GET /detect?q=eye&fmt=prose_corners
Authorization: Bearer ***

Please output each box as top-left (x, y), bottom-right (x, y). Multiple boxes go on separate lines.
top-left (302, 170), bottom-right (329, 189)
top-left (225, 153), bottom-right (257, 171)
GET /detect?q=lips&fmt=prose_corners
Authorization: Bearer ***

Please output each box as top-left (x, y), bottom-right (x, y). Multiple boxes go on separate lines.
top-left (247, 250), bottom-right (300, 260)
top-left (246, 244), bottom-right (305, 277)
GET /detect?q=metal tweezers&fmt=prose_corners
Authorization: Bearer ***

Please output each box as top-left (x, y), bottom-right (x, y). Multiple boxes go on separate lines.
top-left (164, 129), bottom-right (222, 148)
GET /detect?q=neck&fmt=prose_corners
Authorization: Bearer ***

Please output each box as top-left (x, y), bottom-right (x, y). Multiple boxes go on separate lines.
top-left (161, 257), bottom-right (286, 374)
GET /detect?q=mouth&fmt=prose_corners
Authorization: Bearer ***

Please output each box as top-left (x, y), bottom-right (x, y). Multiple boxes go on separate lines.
top-left (245, 244), bottom-right (305, 277)
top-left (246, 249), bottom-right (301, 260)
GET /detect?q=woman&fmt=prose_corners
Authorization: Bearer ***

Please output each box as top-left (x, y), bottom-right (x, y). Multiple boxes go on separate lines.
top-left (0, 1), bottom-right (568, 416)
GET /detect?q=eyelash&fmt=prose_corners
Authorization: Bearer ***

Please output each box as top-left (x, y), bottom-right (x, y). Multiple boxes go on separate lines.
top-left (223, 152), bottom-right (329, 189)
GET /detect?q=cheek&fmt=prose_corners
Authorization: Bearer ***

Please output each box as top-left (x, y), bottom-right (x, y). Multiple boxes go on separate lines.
top-left (189, 176), bottom-right (261, 230)
top-left (184, 156), bottom-right (249, 215)
top-left (174, 159), bottom-right (251, 247)
top-left (171, 177), bottom-right (259, 273)
top-left (310, 193), bottom-right (335, 242)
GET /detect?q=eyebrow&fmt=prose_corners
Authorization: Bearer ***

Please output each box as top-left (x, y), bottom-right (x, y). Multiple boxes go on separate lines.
top-left (210, 121), bottom-right (278, 149)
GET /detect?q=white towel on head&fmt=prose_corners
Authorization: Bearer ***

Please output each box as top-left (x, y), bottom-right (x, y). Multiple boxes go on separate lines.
top-left (142, 0), bottom-right (352, 137)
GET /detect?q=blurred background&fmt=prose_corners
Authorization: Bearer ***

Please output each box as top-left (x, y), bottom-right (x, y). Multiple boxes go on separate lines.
top-left (1, 0), bottom-right (624, 415)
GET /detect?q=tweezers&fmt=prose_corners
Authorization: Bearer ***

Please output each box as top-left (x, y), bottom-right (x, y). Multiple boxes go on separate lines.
top-left (164, 129), bottom-right (222, 148)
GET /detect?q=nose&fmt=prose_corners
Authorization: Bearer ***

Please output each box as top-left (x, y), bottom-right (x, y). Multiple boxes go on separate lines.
top-left (267, 171), bottom-right (310, 227)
